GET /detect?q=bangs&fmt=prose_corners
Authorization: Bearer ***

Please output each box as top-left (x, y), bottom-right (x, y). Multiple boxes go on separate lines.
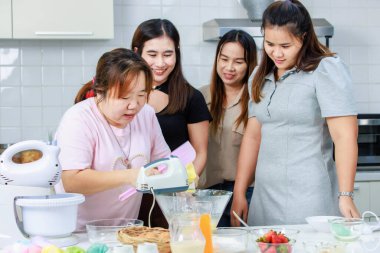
top-left (108, 68), bottom-right (143, 99)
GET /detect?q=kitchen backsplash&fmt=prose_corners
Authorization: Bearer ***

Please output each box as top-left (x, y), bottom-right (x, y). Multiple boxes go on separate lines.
top-left (0, 0), bottom-right (379, 143)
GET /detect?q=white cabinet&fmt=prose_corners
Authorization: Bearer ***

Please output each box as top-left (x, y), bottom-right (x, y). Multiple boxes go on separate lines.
top-left (354, 181), bottom-right (380, 218)
top-left (0, 0), bottom-right (114, 39)
top-left (0, 0), bottom-right (12, 38)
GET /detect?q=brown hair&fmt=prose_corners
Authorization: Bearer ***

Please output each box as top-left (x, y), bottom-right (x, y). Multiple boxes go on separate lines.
top-left (131, 19), bottom-right (193, 114)
top-left (209, 30), bottom-right (257, 135)
top-left (74, 48), bottom-right (153, 104)
top-left (251, 0), bottom-right (335, 103)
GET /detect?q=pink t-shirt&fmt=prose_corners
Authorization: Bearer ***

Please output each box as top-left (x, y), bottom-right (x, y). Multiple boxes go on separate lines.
top-left (55, 98), bottom-right (170, 230)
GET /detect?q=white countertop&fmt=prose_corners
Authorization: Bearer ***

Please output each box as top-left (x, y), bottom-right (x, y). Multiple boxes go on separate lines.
top-left (71, 224), bottom-right (380, 253)
top-left (2, 224), bottom-right (380, 253)
top-left (272, 224), bottom-right (380, 253)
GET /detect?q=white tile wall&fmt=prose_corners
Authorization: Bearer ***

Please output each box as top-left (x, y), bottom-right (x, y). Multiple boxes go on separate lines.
top-left (0, 0), bottom-right (379, 143)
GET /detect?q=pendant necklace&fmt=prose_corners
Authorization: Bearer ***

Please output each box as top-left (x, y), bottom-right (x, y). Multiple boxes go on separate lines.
top-left (97, 101), bottom-right (147, 169)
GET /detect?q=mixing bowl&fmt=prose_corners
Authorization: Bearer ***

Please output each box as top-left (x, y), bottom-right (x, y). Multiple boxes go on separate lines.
top-left (250, 227), bottom-right (300, 253)
top-left (86, 218), bottom-right (143, 245)
top-left (212, 227), bottom-right (249, 253)
top-left (329, 218), bottom-right (364, 241)
top-left (155, 189), bottom-right (232, 228)
top-left (305, 216), bottom-right (341, 233)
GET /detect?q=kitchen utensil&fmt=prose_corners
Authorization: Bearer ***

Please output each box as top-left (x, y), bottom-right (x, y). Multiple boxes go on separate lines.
top-left (232, 210), bottom-right (249, 228)
top-left (155, 189), bottom-right (232, 229)
top-left (305, 216), bottom-right (341, 233)
top-left (0, 140), bottom-right (85, 247)
top-left (251, 228), bottom-right (300, 253)
top-left (200, 214), bottom-right (213, 253)
top-left (212, 228), bottom-right (249, 253)
top-left (329, 218), bottom-right (364, 241)
top-left (0, 140), bottom-right (61, 187)
top-left (119, 141), bottom-right (196, 201)
top-left (136, 156), bottom-right (189, 193)
top-left (86, 218), bottom-right (143, 245)
top-left (14, 193), bottom-right (84, 237)
top-left (362, 211), bottom-right (380, 234)
top-left (169, 214), bottom-right (205, 253)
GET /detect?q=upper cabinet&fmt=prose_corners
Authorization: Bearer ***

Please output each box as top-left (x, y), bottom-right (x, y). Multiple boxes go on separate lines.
top-left (0, 0), bottom-right (12, 38)
top-left (1, 0), bottom-right (114, 39)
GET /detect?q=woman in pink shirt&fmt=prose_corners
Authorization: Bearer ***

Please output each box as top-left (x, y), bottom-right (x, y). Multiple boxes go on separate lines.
top-left (55, 48), bottom-right (170, 230)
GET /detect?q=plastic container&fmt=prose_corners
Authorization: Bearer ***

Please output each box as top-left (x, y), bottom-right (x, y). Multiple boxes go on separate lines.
top-left (86, 218), bottom-right (143, 245)
top-left (329, 218), bottom-right (364, 241)
top-left (15, 193), bottom-right (85, 237)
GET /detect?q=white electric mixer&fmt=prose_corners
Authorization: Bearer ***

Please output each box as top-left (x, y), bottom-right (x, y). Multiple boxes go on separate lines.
top-left (0, 140), bottom-right (84, 247)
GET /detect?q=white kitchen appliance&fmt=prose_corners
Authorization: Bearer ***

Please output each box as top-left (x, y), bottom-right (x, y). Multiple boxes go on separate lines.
top-left (0, 140), bottom-right (84, 247)
top-left (135, 156), bottom-right (189, 193)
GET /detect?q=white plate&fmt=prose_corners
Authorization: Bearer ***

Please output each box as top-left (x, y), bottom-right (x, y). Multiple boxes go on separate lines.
top-left (305, 216), bottom-right (341, 233)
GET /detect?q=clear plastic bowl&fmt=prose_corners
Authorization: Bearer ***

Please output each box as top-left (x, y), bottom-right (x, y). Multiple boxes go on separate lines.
top-left (329, 218), bottom-right (364, 241)
top-left (86, 218), bottom-right (143, 245)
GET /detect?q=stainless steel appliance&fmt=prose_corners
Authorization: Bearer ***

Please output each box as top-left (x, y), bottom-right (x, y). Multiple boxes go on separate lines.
top-left (202, 0), bottom-right (334, 46)
top-left (357, 114), bottom-right (380, 171)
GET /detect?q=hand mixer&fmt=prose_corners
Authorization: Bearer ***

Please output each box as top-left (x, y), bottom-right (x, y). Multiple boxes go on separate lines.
top-left (119, 141), bottom-right (196, 200)
top-left (135, 156), bottom-right (189, 193)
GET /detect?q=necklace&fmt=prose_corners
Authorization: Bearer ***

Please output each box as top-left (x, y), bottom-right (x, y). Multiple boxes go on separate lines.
top-left (96, 100), bottom-right (147, 169)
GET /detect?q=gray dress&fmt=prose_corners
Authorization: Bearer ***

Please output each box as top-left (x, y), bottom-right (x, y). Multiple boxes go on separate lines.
top-left (247, 57), bottom-right (357, 226)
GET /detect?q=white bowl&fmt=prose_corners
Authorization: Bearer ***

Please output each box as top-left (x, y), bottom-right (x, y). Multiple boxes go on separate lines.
top-left (305, 216), bottom-right (341, 233)
top-left (15, 193), bottom-right (85, 237)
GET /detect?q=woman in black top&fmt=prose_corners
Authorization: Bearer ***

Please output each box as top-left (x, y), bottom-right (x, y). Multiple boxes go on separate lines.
top-left (132, 19), bottom-right (212, 228)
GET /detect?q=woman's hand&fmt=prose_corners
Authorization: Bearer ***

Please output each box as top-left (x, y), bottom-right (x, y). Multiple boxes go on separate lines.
top-left (339, 196), bottom-right (360, 218)
top-left (230, 193), bottom-right (248, 227)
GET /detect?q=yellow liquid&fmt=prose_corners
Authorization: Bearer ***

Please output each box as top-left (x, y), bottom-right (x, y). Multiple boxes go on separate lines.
top-left (170, 240), bottom-right (205, 253)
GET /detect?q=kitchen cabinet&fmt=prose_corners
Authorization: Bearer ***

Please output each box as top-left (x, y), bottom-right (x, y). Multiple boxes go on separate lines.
top-left (0, 0), bottom-right (12, 38)
top-left (1, 0), bottom-right (113, 40)
top-left (354, 181), bottom-right (380, 218)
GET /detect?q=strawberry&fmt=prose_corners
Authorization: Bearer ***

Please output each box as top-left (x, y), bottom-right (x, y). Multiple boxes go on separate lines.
top-left (264, 230), bottom-right (276, 243)
top-left (277, 233), bottom-right (289, 243)
top-left (271, 233), bottom-right (283, 244)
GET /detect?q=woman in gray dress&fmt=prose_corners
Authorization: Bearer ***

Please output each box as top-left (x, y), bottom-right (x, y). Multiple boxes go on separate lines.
top-left (231, 0), bottom-right (360, 226)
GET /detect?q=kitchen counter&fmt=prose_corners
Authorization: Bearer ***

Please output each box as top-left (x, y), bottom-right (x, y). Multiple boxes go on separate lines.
top-left (2, 224), bottom-right (380, 253)
top-left (68, 224), bottom-right (380, 253)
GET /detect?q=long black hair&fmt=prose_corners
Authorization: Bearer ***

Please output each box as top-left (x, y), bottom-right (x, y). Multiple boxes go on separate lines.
top-left (251, 0), bottom-right (334, 103)
top-left (209, 30), bottom-right (257, 135)
top-left (131, 19), bottom-right (193, 114)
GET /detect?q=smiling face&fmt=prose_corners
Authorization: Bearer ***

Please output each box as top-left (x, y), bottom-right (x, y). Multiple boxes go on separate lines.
top-left (264, 25), bottom-right (303, 78)
top-left (98, 71), bottom-right (147, 128)
top-left (140, 35), bottom-right (176, 86)
top-left (217, 42), bottom-right (248, 88)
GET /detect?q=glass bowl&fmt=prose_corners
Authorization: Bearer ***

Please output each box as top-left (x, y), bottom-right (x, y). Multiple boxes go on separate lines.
top-left (256, 241), bottom-right (295, 253)
top-left (212, 227), bottom-right (249, 253)
top-left (155, 189), bottom-right (232, 229)
top-left (250, 227), bottom-right (300, 253)
top-left (329, 218), bottom-right (364, 241)
top-left (86, 218), bottom-right (143, 245)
